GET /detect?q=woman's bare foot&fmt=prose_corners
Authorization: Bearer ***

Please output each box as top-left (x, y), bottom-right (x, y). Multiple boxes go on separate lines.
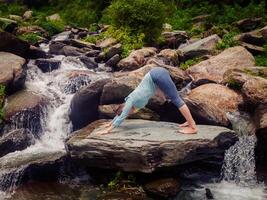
top-left (179, 122), bottom-right (189, 127)
top-left (178, 126), bottom-right (198, 134)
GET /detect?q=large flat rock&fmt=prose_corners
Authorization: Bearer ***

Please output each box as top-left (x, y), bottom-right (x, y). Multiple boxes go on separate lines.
top-left (67, 120), bottom-right (237, 173)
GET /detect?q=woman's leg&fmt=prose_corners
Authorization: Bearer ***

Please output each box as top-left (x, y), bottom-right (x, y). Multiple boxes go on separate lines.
top-left (150, 67), bottom-right (197, 134)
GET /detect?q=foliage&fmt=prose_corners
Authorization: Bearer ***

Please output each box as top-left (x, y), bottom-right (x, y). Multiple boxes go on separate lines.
top-left (227, 78), bottom-right (243, 90)
top-left (84, 26), bottom-right (145, 58)
top-left (18, 32), bottom-right (41, 44)
top-left (0, 2), bottom-right (27, 17)
top-left (102, 0), bottom-right (167, 43)
top-left (36, 18), bottom-right (64, 37)
top-left (104, 27), bottom-right (145, 57)
top-left (216, 31), bottom-right (239, 50)
top-left (180, 57), bottom-right (203, 70)
top-left (255, 44), bottom-right (267, 67)
top-left (108, 171), bottom-right (136, 190)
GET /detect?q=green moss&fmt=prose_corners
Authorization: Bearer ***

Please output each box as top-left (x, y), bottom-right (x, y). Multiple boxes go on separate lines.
top-left (36, 18), bottom-right (64, 37)
top-left (18, 32), bottom-right (41, 44)
top-left (227, 78), bottom-right (243, 90)
top-left (180, 57), bottom-right (203, 70)
top-left (216, 31), bottom-right (239, 50)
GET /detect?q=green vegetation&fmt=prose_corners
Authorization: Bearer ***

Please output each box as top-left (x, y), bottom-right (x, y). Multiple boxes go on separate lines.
top-left (0, 3), bottom-right (27, 17)
top-left (255, 44), bottom-right (267, 66)
top-left (108, 171), bottom-right (136, 190)
top-left (180, 57), bottom-right (203, 70)
top-left (18, 32), bottom-right (41, 44)
top-left (102, 0), bottom-right (167, 43)
top-left (216, 31), bottom-right (239, 50)
top-left (227, 78), bottom-right (243, 90)
top-left (36, 18), bottom-right (65, 37)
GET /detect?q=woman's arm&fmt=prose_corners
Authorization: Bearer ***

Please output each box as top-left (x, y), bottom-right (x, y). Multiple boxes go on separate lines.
top-left (93, 101), bottom-right (134, 135)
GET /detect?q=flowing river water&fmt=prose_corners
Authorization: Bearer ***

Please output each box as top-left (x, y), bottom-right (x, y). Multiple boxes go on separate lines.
top-left (0, 42), bottom-right (266, 199)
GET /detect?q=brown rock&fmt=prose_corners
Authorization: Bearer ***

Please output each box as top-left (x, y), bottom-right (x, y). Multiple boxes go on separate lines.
top-left (144, 178), bottom-right (181, 198)
top-left (157, 49), bottom-right (180, 66)
top-left (240, 42), bottom-right (264, 55)
top-left (184, 84), bottom-right (244, 126)
top-left (16, 26), bottom-right (48, 38)
top-left (179, 34), bottom-right (221, 60)
top-left (161, 31), bottom-right (188, 49)
top-left (0, 31), bottom-right (30, 58)
top-left (97, 38), bottom-right (117, 49)
top-left (99, 104), bottom-right (160, 121)
top-left (236, 17), bottom-right (262, 31)
top-left (253, 105), bottom-right (267, 134)
top-left (0, 52), bottom-right (26, 93)
top-left (23, 10), bottom-right (33, 20)
top-left (187, 46), bottom-right (255, 84)
top-left (242, 76), bottom-right (267, 105)
top-left (260, 26), bottom-right (267, 40)
top-left (117, 47), bottom-right (157, 71)
top-left (235, 31), bottom-right (265, 46)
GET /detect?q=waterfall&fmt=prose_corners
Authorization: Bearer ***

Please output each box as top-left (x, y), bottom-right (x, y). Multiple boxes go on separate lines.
top-left (0, 47), bottom-right (111, 198)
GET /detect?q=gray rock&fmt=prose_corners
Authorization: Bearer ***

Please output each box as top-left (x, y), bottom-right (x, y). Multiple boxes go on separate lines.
top-left (161, 31), bottom-right (188, 49)
top-left (236, 17), bottom-right (262, 31)
top-left (79, 56), bottom-right (98, 69)
top-left (35, 58), bottom-right (61, 72)
top-left (0, 129), bottom-right (34, 158)
top-left (49, 41), bottom-right (66, 55)
top-left (235, 31), bottom-right (265, 46)
top-left (62, 45), bottom-right (84, 56)
top-left (85, 49), bottom-right (101, 57)
top-left (105, 54), bottom-right (120, 67)
top-left (179, 34), bottom-right (221, 60)
top-left (239, 42), bottom-right (264, 55)
top-left (66, 119), bottom-right (237, 173)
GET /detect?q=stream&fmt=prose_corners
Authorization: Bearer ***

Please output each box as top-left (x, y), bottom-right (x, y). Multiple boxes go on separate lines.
top-left (0, 41), bottom-right (266, 199)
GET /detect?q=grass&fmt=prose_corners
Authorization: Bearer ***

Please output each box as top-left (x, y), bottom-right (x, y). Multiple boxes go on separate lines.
top-left (180, 57), bottom-right (203, 70)
top-left (216, 31), bottom-right (240, 50)
top-left (255, 44), bottom-right (267, 67)
top-left (18, 32), bottom-right (42, 44)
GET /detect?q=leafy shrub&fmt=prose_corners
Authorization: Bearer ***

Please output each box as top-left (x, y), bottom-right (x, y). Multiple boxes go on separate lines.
top-left (216, 31), bottom-right (239, 50)
top-left (102, 0), bottom-right (167, 43)
top-left (18, 32), bottom-right (41, 44)
top-left (255, 44), bottom-right (267, 67)
top-left (37, 18), bottom-right (64, 36)
top-left (0, 2), bottom-right (27, 17)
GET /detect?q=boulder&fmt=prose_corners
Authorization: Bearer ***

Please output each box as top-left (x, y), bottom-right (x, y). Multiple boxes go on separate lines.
top-left (61, 45), bottom-right (84, 56)
top-left (66, 119), bottom-right (237, 173)
top-left (99, 104), bottom-right (160, 121)
top-left (0, 31), bottom-right (30, 58)
top-left (187, 46), bottom-right (255, 84)
top-left (157, 49), bottom-right (180, 66)
top-left (0, 149), bottom-right (66, 190)
top-left (49, 41), bottom-right (66, 55)
top-left (27, 45), bottom-right (47, 59)
top-left (117, 47), bottom-right (157, 71)
top-left (85, 49), bottom-right (101, 57)
top-left (61, 39), bottom-right (98, 50)
top-left (69, 78), bottom-right (111, 131)
top-left (242, 76), bottom-right (267, 105)
top-left (78, 56), bottom-right (98, 69)
top-left (179, 34), bottom-right (221, 60)
top-left (144, 178), bottom-right (181, 199)
top-left (3, 90), bottom-right (47, 136)
top-left (236, 17), bottom-right (262, 31)
top-left (96, 43), bottom-right (122, 62)
top-left (235, 31), bottom-right (265, 46)
top-left (105, 54), bottom-right (120, 68)
top-left (35, 58), bottom-right (61, 72)
top-left (161, 31), bottom-right (188, 49)
top-left (184, 84), bottom-right (244, 126)
top-left (0, 129), bottom-right (34, 158)
top-left (97, 38), bottom-right (117, 49)
top-left (23, 10), bottom-right (33, 20)
top-left (16, 26), bottom-right (48, 38)
top-left (260, 26), bottom-right (267, 40)
top-left (52, 31), bottom-right (73, 42)
top-left (0, 17), bottom-right (17, 32)
top-left (239, 42), bottom-right (264, 55)
top-left (0, 52), bottom-right (26, 94)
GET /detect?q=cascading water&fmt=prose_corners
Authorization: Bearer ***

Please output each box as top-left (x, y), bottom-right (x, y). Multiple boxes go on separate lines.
top-left (194, 112), bottom-right (267, 200)
top-left (0, 46), bottom-right (111, 199)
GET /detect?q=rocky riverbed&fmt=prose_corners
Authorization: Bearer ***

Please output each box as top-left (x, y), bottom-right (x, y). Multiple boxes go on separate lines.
top-left (0, 9), bottom-right (266, 199)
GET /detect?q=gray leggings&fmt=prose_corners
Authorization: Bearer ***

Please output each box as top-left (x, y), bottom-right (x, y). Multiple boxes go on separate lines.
top-left (150, 67), bottom-right (185, 108)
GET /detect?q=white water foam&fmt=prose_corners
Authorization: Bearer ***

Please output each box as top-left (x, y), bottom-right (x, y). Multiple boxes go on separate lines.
top-left (0, 51), bottom-right (111, 199)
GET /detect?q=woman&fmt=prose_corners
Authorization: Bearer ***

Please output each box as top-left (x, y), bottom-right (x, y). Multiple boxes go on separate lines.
top-left (96, 63), bottom-right (197, 135)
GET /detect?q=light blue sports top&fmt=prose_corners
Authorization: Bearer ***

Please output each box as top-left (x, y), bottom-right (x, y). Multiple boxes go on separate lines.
top-left (112, 73), bottom-right (156, 127)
